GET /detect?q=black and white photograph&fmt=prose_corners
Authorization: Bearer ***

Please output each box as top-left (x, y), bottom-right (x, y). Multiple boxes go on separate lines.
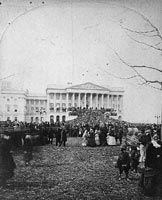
top-left (0, 0), bottom-right (162, 199)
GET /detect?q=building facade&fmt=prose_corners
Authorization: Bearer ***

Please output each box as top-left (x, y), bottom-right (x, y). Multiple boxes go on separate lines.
top-left (0, 82), bottom-right (124, 123)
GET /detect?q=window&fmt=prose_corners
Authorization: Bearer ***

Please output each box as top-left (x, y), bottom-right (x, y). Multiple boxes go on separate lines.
top-left (69, 95), bottom-right (72, 100)
top-left (62, 115), bottom-right (66, 122)
top-left (6, 105), bottom-right (10, 112)
top-left (31, 100), bottom-right (34, 104)
top-left (31, 117), bottom-right (33, 122)
top-left (50, 115), bottom-right (54, 123)
top-left (49, 103), bottom-right (54, 108)
top-left (56, 103), bottom-right (60, 112)
top-left (31, 107), bottom-right (34, 112)
top-left (62, 103), bottom-right (66, 108)
top-left (49, 103), bottom-right (54, 111)
top-left (62, 103), bottom-right (66, 112)
top-left (40, 100), bottom-right (44, 105)
top-left (14, 104), bottom-right (18, 112)
top-left (35, 100), bottom-right (39, 105)
top-left (50, 93), bottom-right (54, 99)
top-left (56, 115), bottom-right (60, 122)
top-left (62, 94), bottom-right (66, 100)
top-left (56, 103), bottom-right (60, 108)
top-left (56, 93), bottom-right (60, 100)
top-left (40, 107), bottom-right (45, 112)
top-left (35, 107), bottom-right (39, 112)
top-left (35, 117), bottom-right (39, 123)
top-left (7, 98), bottom-right (10, 101)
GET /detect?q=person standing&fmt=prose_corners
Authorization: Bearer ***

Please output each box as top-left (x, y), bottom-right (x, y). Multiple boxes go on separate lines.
top-left (55, 126), bottom-right (61, 146)
top-left (48, 127), bottom-right (54, 144)
top-left (116, 144), bottom-right (131, 181)
top-left (0, 133), bottom-right (16, 186)
top-left (60, 125), bottom-right (67, 147)
top-left (130, 145), bottom-right (140, 173)
top-left (23, 135), bottom-right (33, 166)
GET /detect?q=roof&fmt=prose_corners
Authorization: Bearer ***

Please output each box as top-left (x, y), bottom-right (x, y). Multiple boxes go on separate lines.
top-left (67, 82), bottom-right (111, 91)
top-left (46, 82), bottom-right (124, 93)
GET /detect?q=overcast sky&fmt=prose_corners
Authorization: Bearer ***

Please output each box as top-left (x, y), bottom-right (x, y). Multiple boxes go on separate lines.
top-left (0, 0), bottom-right (162, 123)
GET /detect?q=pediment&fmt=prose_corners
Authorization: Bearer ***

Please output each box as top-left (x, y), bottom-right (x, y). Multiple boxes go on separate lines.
top-left (68, 82), bottom-right (109, 91)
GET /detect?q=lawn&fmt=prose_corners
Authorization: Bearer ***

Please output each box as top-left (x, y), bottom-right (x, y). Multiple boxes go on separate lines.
top-left (0, 138), bottom-right (160, 200)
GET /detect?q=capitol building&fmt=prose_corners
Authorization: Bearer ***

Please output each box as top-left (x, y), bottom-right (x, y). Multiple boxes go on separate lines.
top-left (0, 81), bottom-right (124, 123)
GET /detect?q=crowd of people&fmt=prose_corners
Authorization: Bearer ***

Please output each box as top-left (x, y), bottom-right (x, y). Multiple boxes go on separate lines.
top-left (0, 109), bottom-right (162, 196)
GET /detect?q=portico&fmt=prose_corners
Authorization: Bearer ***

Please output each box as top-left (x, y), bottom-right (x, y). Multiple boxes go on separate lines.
top-left (46, 82), bottom-right (124, 122)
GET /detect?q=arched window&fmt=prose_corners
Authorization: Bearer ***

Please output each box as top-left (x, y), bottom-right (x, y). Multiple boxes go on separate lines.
top-left (56, 115), bottom-right (60, 122)
top-left (35, 117), bottom-right (39, 123)
top-left (62, 115), bottom-right (66, 122)
top-left (50, 115), bottom-right (54, 123)
top-left (56, 103), bottom-right (60, 112)
top-left (49, 103), bottom-right (54, 111)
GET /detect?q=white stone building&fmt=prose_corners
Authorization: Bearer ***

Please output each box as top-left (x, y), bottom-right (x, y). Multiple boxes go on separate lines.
top-left (0, 82), bottom-right (124, 123)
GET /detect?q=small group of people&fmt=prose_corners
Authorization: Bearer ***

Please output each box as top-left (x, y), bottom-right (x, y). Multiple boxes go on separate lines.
top-left (116, 143), bottom-right (140, 182)
top-left (115, 128), bottom-right (162, 196)
top-left (81, 123), bottom-right (124, 147)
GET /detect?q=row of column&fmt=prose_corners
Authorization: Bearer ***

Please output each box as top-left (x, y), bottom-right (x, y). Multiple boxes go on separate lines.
top-left (63, 93), bottom-right (122, 110)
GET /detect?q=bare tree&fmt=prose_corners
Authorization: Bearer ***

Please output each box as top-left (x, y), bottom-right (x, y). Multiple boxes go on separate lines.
top-left (104, 5), bottom-right (162, 139)
top-left (105, 6), bottom-right (162, 90)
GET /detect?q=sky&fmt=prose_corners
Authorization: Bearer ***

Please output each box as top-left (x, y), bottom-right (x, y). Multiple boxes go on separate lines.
top-left (0, 0), bottom-right (162, 123)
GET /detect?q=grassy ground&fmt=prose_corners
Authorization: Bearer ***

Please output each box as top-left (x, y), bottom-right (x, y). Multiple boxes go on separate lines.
top-left (0, 137), bottom-right (161, 200)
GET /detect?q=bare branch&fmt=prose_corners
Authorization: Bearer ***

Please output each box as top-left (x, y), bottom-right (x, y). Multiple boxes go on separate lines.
top-left (120, 25), bottom-right (155, 34)
top-left (119, 5), bottom-right (162, 40)
top-left (126, 33), bottom-right (162, 51)
top-left (137, 81), bottom-right (161, 90)
top-left (113, 50), bottom-right (162, 86)
top-left (120, 25), bottom-right (161, 39)
top-left (0, 73), bottom-right (19, 81)
top-left (132, 65), bottom-right (162, 74)
top-left (98, 66), bottom-right (138, 80)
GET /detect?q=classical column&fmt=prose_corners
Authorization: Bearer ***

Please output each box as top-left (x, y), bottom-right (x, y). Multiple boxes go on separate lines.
top-left (116, 95), bottom-right (118, 113)
top-left (66, 93), bottom-right (69, 110)
top-left (107, 94), bottom-right (109, 108)
top-left (84, 93), bottom-right (86, 108)
top-left (101, 94), bottom-right (104, 108)
top-left (109, 95), bottom-right (112, 108)
top-left (60, 93), bottom-right (62, 112)
top-left (120, 95), bottom-right (123, 111)
top-left (96, 93), bottom-right (98, 109)
top-left (90, 93), bottom-right (93, 108)
top-left (72, 93), bottom-right (75, 107)
top-left (78, 93), bottom-right (81, 108)
top-left (54, 93), bottom-right (56, 111)
top-left (47, 93), bottom-right (50, 119)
